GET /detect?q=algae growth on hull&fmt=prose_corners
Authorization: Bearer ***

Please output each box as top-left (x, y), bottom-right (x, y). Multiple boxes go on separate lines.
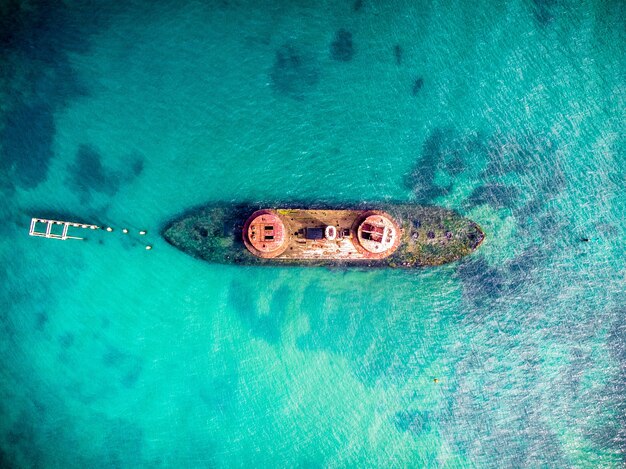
top-left (162, 203), bottom-right (484, 267)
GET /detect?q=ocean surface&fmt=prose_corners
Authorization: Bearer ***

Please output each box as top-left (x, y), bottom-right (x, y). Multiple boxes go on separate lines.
top-left (1, 0), bottom-right (624, 467)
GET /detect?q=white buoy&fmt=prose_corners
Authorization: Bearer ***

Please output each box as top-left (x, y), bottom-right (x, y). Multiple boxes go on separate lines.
top-left (122, 228), bottom-right (129, 234)
top-left (139, 230), bottom-right (147, 235)
top-left (145, 245), bottom-right (152, 250)
top-left (105, 227), bottom-right (113, 232)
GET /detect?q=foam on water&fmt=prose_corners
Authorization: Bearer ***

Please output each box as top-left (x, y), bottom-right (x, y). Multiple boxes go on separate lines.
top-left (1, 0), bottom-right (624, 466)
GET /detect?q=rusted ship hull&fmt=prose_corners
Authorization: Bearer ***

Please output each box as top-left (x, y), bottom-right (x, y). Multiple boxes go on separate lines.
top-left (162, 203), bottom-right (484, 267)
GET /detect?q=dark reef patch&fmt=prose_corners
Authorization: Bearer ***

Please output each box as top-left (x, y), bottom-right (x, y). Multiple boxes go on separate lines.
top-left (270, 43), bottom-right (320, 100)
top-left (34, 311), bottom-right (49, 331)
top-left (198, 371), bottom-right (239, 415)
top-left (393, 45), bottom-right (402, 65)
top-left (270, 285), bottom-right (291, 324)
top-left (103, 346), bottom-right (128, 367)
top-left (405, 129), bottom-right (468, 203)
top-left (403, 126), bottom-right (620, 464)
top-left (531, 0), bottom-right (557, 26)
top-left (58, 333), bottom-right (75, 349)
top-left (130, 156), bottom-right (144, 177)
top-left (295, 283), bottom-right (326, 350)
top-left (102, 346), bottom-right (144, 388)
top-left (505, 244), bottom-right (545, 278)
top-left (456, 256), bottom-right (507, 307)
top-left (412, 77), bottom-right (424, 95)
top-left (595, 223), bottom-right (618, 238)
top-left (353, 0), bottom-right (364, 12)
top-left (394, 409), bottom-right (432, 435)
top-left (296, 285), bottom-right (419, 386)
top-left (466, 184), bottom-right (521, 210)
top-left (297, 287), bottom-right (361, 355)
top-left (462, 131), bottom-right (565, 244)
top-left (0, 103), bottom-right (55, 187)
top-left (0, 1), bottom-right (93, 60)
top-left (446, 153), bottom-right (466, 176)
top-left (437, 345), bottom-right (570, 468)
top-left (0, 448), bottom-right (11, 469)
top-left (229, 279), bottom-right (286, 344)
top-left (608, 312), bottom-right (626, 363)
top-left (66, 145), bottom-right (145, 204)
top-left (405, 128), bottom-right (490, 203)
top-left (484, 133), bottom-right (560, 191)
top-left (0, 0), bottom-right (21, 48)
top-left (404, 130), bottom-right (449, 202)
top-left (601, 313), bottom-right (626, 463)
top-left (5, 411), bottom-right (42, 467)
top-left (68, 145), bottom-right (121, 202)
top-left (457, 242), bottom-right (550, 309)
top-left (101, 419), bottom-right (144, 468)
top-left (0, 1), bottom-right (105, 191)
top-left (121, 362), bottom-right (143, 388)
top-left (330, 29), bottom-right (354, 62)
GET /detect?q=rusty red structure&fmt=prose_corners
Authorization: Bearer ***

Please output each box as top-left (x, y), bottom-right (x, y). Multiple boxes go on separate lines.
top-left (242, 209), bottom-right (402, 261)
top-left (243, 210), bottom-right (289, 258)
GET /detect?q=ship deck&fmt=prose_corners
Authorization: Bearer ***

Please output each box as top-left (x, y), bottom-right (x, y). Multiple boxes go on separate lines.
top-left (269, 209), bottom-right (388, 260)
top-left (162, 203), bottom-right (485, 267)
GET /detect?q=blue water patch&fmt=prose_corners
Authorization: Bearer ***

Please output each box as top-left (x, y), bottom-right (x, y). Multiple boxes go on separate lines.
top-left (0, 0), bottom-right (625, 466)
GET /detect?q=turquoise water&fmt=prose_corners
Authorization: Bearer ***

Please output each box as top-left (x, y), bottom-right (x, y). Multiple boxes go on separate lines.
top-left (1, 0), bottom-right (624, 466)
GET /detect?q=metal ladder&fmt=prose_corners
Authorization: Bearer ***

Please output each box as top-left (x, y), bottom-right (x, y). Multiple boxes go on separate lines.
top-left (28, 218), bottom-right (99, 240)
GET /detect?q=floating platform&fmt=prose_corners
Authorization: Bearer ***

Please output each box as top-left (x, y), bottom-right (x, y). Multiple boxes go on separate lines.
top-left (28, 218), bottom-right (99, 240)
top-left (162, 203), bottom-right (484, 267)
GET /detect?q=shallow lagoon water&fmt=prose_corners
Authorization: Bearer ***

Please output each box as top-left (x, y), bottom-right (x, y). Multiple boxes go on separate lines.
top-left (0, 0), bottom-right (624, 467)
